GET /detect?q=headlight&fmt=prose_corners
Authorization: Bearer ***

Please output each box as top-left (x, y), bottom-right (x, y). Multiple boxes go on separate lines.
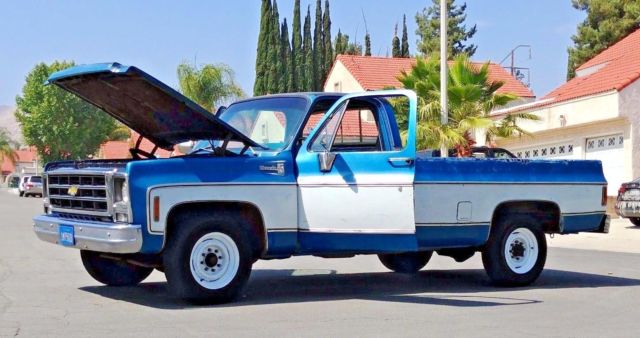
top-left (113, 177), bottom-right (129, 203)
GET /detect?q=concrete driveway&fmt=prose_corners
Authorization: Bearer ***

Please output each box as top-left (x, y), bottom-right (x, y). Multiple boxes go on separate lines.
top-left (1, 189), bottom-right (639, 337)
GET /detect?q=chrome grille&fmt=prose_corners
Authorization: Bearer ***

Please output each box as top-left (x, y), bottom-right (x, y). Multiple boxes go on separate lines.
top-left (48, 174), bottom-right (109, 215)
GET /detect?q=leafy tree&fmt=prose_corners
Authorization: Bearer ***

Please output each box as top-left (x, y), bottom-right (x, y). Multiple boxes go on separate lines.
top-left (303, 6), bottom-right (314, 91)
top-left (335, 32), bottom-right (363, 56)
top-left (313, 0), bottom-right (324, 91)
top-left (397, 55), bottom-right (531, 153)
top-left (567, 0), bottom-right (640, 79)
top-left (280, 19), bottom-right (293, 93)
top-left (0, 128), bottom-right (18, 167)
top-left (335, 29), bottom-right (347, 56)
top-left (323, 0), bottom-right (334, 80)
top-left (415, 0), bottom-right (477, 58)
top-left (292, 0), bottom-right (303, 91)
top-left (254, 0), bottom-right (272, 95)
top-left (364, 33), bottom-right (372, 56)
top-left (392, 24), bottom-right (401, 57)
top-left (177, 61), bottom-right (244, 111)
top-left (401, 14), bottom-right (410, 57)
top-left (15, 61), bottom-right (121, 163)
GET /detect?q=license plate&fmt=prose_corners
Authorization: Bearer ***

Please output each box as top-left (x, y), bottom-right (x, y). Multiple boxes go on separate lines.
top-left (59, 225), bottom-right (75, 247)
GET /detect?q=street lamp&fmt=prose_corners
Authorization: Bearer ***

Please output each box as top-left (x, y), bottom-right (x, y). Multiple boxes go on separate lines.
top-left (440, 0), bottom-right (448, 158)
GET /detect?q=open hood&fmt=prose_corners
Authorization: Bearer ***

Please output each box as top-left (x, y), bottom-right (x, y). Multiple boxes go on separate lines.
top-left (46, 62), bottom-right (260, 150)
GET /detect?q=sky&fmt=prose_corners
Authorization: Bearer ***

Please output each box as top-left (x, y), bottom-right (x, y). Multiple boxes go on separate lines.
top-left (0, 0), bottom-right (585, 107)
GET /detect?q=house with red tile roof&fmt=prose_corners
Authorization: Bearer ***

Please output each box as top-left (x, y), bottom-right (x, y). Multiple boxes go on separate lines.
top-left (324, 55), bottom-right (536, 105)
top-left (1, 147), bottom-right (40, 184)
top-left (494, 28), bottom-right (640, 197)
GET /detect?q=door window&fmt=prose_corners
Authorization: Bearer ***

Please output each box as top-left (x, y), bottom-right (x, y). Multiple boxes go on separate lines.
top-left (310, 100), bottom-right (382, 152)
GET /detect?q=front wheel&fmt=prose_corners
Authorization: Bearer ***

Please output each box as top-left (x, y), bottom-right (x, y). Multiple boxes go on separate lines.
top-left (482, 215), bottom-right (547, 286)
top-left (629, 217), bottom-right (640, 227)
top-left (80, 250), bottom-right (153, 286)
top-left (378, 251), bottom-right (433, 273)
top-left (163, 213), bottom-right (254, 304)
top-left (18, 191), bottom-right (24, 197)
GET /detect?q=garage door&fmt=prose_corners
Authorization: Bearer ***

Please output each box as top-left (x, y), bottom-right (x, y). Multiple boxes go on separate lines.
top-left (513, 141), bottom-right (575, 160)
top-left (585, 134), bottom-right (624, 195)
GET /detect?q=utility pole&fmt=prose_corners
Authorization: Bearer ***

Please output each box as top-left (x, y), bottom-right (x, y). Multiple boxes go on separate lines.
top-left (440, 0), bottom-right (448, 158)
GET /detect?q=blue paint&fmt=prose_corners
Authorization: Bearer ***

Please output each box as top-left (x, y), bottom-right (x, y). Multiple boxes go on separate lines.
top-left (266, 224), bottom-right (490, 256)
top-left (416, 224), bottom-right (490, 249)
top-left (415, 156), bottom-right (607, 184)
top-left (562, 213), bottom-right (606, 233)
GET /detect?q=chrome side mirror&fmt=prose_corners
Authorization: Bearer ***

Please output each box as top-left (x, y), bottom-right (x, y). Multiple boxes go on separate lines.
top-left (318, 152), bottom-right (337, 172)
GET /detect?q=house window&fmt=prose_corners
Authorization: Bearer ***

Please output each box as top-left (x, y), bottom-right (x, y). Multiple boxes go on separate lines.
top-left (334, 81), bottom-right (342, 92)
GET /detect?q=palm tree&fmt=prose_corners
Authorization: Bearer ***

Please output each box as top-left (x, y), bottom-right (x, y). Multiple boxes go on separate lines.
top-left (0, 128), bottom-right (19, 167)
top-left (397, 54), bottom-right (537, 154)
top-left (177, 61), bottom-right (245, 112)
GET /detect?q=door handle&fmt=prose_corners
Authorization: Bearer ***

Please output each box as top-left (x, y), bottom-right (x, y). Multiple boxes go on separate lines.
top-left (388, 157), bottom-right (414, 166)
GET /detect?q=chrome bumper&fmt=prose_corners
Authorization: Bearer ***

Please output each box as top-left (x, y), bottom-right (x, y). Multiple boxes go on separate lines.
top-left (33, 215), bottom-right (142, 254)
top-left (615, 200), bottom-right (640, 218)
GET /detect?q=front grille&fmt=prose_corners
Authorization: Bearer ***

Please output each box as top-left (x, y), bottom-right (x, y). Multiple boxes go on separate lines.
top-left (48, 174), bottom-right (109, 215)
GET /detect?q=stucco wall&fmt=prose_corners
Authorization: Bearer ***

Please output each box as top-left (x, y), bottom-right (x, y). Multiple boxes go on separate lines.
top-left (619, 79), bottom-right (640, 178)
top-left (503, 91), bottom-right (620, 134)
top-left (323, 61), bottom-right (364, 93)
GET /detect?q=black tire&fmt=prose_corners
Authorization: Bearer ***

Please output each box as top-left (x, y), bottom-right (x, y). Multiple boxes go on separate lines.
top-left (163, 212), bottom-right (254, 304)
top-left (630, 218), bottom-right (640, 227)
top-left (482, 215), bottom-right (547, 286)
top-left (378, 251), bottom-right (433, 273)
top-left (80, 250), bottom-right (153, 286)
top-left (18, 191), bottom-right (24, 197)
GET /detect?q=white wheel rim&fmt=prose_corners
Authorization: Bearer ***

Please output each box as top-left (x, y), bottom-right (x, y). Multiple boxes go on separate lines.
top-left (189, 232), bottom-right (240, 290)
top-left (504, 227), bottom-right (539, 274)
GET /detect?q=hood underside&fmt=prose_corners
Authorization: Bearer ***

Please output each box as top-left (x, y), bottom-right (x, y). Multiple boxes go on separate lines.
top-left (46, 63), bottom-right (259, 150)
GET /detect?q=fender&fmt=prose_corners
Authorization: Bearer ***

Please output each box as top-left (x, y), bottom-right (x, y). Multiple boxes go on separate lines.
top-left (146, 183), bottom-right (298, 237)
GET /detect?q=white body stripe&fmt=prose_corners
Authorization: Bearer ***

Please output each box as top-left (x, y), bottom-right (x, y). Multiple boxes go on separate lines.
top-left (148, 184), bottom-right (297, 234)
top-left (414, 183), bottom-right (605, 224)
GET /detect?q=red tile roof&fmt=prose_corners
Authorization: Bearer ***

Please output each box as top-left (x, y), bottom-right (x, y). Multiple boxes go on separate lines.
top-left (495, 28), bottom-right (640, 115)
top-left (331, 55), bottom-right (535, 98)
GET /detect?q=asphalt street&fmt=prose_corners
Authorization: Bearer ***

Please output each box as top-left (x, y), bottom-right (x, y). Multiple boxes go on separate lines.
top-left (1, 189), bottom-right (640, 337)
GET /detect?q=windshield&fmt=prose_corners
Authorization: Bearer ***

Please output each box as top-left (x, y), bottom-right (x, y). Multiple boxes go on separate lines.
top-left (193, 97), bottom-right (309, 153)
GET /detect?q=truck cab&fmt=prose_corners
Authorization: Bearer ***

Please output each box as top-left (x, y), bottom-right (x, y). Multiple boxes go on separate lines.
top-left (33, 63), bottom-right (609, 304)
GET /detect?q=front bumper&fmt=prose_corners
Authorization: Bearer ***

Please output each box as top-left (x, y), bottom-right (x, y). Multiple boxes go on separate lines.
top-left (33, 215), bottom-right (142, 254)
top-left (615, 200), bottom-right (640, 218)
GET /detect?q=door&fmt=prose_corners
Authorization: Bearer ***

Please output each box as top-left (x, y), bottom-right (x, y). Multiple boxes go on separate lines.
top-left (585, 134), bottom-right (625, 195)
top-left (295, 90), bottom-right (418, 253)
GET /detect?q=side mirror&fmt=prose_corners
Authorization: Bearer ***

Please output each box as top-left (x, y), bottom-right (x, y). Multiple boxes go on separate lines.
top-left (318, 151), bottom-right (337, 172)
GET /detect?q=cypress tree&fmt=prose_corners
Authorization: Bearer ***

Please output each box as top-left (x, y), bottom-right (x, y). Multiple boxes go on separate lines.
top-left (303, 6), bottom-right (314, 91)
top-left (280, 19), bottom-right (292, 93)
top-left (312, 0), bottom-right (323, 91)
top-left (254, 0), bottom-right (272, 96)
top-left (265, 0), bottom-right (281, 94)
top-left (392, 24), bottom-right (401, 57)
top-left (334, 29), bottom-right (345, 56)
top-left (364, 33), bottom-right (371, 56)
top-left (401, 14), bottom-right (410, 57)
top-left (322, 0), bottom-right (333, 86)
top-left (291, 0), bottom-right (303, 91)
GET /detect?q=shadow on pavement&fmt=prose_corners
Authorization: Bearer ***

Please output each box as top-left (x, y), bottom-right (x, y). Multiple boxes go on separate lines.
top-left (79, 268), bottom-right (640, 310)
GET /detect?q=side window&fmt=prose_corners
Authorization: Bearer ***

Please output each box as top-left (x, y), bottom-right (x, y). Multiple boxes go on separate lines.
top-left (310, 100), bottom-right (382, 153)
top-left (331, 108), bottom-right (380, 151)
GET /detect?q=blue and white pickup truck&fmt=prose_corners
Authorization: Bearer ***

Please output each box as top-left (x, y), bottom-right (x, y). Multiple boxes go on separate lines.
top-left (33, 63), bottom-right (609, 304)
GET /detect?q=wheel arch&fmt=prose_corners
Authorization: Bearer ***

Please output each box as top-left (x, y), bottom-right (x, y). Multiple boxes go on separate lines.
top-left (490, 200), bottom-right (562, 234)
top-left (163, 201), bottom-right (268, 258)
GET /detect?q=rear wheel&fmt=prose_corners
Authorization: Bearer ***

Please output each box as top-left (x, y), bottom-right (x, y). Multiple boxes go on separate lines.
top-left (163, 213), bottom-right (254, 304)
top-left (19, 191), bottom-right (24, 197)
top-left (482, 215), bottom-right (547, 286)
top-left (629, 218), bottom-right (640, 227)
top-left (80, 250), bottom-right (153, 286)
top-left (378, 251), bottom-right (433, 273)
